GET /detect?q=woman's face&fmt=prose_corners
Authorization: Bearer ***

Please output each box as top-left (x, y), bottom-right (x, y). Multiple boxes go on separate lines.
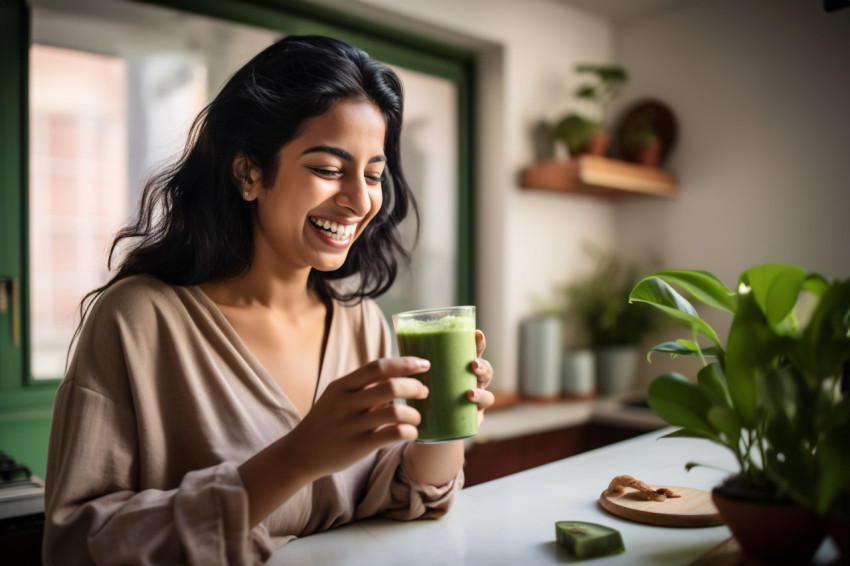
top-left (249, 98), bottom-right (387, 276)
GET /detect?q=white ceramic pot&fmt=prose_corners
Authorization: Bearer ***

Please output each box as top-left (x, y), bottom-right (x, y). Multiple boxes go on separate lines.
top-left (595, 345), bottom-right (640, 397)
top-left (561, 349), bottom-right (596, 399)
top-left (518, 316), bottom-right (562, 400)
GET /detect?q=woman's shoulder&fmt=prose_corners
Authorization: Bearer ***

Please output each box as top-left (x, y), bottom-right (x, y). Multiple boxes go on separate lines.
top-left (86, 274), bottom-right (184, 325)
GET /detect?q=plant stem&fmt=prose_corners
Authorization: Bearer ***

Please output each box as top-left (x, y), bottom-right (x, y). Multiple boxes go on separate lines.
top-left (693, 328), bottom-right (708, 367)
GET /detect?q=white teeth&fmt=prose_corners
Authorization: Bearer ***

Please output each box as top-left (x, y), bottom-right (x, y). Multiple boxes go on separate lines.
top-left (311, 218), bottom-right (356, 240)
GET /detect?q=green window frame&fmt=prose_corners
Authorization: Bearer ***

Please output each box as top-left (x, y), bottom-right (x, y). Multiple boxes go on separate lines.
top-left (0, 0), bottom-right (476, 478)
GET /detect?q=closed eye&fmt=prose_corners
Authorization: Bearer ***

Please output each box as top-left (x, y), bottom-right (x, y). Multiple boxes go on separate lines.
top-left (308, 166), bottom-right (342, 178)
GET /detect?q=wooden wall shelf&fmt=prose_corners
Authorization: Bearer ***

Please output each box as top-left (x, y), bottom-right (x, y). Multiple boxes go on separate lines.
top-left (519, 156), bottom-right (677, 198)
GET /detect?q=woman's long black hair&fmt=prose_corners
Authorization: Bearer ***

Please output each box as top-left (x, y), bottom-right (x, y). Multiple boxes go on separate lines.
top-left (78, 35), bottom-right (418, 325)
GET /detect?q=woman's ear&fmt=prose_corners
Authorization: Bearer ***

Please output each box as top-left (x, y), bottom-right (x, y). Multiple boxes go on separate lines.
top-left (232, 153), bottom-right (261, 199)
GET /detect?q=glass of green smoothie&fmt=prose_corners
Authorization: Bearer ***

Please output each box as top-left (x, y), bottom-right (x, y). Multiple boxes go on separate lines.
top-left (392, 306), bottom-right (478, 443)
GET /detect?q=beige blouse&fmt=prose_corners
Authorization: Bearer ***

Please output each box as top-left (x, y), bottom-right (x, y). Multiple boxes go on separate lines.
top-left (43, 275), bottom-right (462, 565)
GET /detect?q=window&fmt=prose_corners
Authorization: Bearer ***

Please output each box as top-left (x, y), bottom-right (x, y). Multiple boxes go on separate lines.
top-left (0, 0), bottom-right (476, 478)
top-left (28, 45), bottom-right (131, 379)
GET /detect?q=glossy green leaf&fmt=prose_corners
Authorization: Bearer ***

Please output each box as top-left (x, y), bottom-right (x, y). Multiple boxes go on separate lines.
top-left (657, 428), bottom-right (715, 441)
top-left (647, 373), bottom-right (718, 440)
top-left (803, 273), bottom-right (829, 298)
top-left (697, 363), bottom-right (731, 407)
top-left (638, 269), bottom-right (737, 313)
top-left (630, 278), bottom-right (721, 345)
top-left (724, 291), bottom-right (769, 428)
top-left (794, 280), bottom-right (850, 381)
top-left (741, 264), bottom-right (806, 331)
top-left (763, 365), bottom-right (799, 424)
top-left (707, 406), bottom-right (740, 445)
top-left (646, 340), bottom-right (723, 362)
top-left (763, 412), bottom-right (817, 508)
top-left (816, 399), bottom-right (850, 514)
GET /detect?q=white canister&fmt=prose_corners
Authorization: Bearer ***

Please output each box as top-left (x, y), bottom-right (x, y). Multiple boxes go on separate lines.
top-left (595, 345), bottom-right (641, 397)
top-left (562, 349), bottom-right (596, 399)
top-left (518, 316), bottom-right (562, 400)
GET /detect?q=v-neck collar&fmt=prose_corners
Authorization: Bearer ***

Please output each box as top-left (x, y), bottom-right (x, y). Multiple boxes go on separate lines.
top-left (188, 284), bottom-right (335, 421)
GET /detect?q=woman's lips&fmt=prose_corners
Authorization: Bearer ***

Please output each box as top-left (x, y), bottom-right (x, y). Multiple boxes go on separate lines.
top-left (309, 216), bottom-right (357, 247)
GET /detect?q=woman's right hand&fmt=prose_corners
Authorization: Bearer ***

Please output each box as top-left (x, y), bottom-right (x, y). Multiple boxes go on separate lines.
top-left (287, 357), bottom-right (430, 479)
top-left (238, 357), bottom-right (429, 525)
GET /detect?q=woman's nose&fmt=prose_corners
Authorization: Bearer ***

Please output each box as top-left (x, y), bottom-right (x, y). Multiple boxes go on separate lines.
top-left (336, 175), bottom-right (372, 216)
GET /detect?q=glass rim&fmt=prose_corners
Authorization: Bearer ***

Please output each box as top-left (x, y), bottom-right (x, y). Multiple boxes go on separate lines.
top-left (392, 305), bottom-right (475, 319)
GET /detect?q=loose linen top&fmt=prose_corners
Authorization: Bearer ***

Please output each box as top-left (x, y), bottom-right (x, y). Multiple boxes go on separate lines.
top-left (43, 275), bottom-right (462, 565)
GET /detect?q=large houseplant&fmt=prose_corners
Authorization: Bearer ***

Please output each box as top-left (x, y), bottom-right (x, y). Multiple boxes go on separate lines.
top-left (629, 263), bottom-right (850, 562)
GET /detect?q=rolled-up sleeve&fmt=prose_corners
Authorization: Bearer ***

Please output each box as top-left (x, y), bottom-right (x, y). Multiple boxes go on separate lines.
top-left (354, 442), bottom-right (463, 522)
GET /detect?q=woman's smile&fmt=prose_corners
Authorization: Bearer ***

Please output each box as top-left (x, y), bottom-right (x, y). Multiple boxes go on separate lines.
top-left (308, 216), bottom-right (358, 247)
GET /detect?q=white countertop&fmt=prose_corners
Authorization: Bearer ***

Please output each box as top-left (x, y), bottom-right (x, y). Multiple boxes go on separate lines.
top-left (270, 428), bottom-right (840, 565)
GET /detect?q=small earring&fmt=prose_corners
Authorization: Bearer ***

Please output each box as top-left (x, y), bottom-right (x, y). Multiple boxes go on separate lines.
top-left (243, 190), bottom-right (250, 198)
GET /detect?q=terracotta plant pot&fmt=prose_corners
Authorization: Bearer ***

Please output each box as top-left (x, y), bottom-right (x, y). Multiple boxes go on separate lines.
top-left (569, 131), bottom-right (610, 159)
top-left (588, 131), bottom-right (610, 156)
top-left (623, 137), bottom-right (662, 167)
top-left (711, 486), bottom-right (827, 564)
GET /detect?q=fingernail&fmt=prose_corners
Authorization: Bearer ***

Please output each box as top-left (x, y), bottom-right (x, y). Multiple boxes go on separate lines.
top-left (467, 389), bottom-right (478, 402)
top-left (417, 359), bottom-right (431, 370)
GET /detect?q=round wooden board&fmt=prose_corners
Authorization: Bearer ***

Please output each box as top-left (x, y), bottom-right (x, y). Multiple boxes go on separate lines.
top-left (599, 486), bottom-right (724, 527)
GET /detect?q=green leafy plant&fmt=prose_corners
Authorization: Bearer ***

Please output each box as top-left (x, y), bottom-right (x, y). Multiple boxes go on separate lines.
top-left (630, 264), bottom-right (850, 517)
top-left (550, 64), bottom-right (629, 157)
top-left (574, 64), bottom-right (629, 128)
top-left (559, 248), bottom-right (660, 348)
top-left (550, 113), bottom-right (599, 156)
top-left (618, 109), bottom-right (658, 151)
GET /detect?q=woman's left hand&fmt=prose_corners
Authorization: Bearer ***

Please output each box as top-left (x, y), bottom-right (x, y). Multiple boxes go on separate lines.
top-left (468, 329), bottom-right (495, 425)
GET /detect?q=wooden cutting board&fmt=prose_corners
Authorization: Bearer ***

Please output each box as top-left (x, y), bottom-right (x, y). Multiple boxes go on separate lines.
top-left (599, 486), bottom-right (724, 527)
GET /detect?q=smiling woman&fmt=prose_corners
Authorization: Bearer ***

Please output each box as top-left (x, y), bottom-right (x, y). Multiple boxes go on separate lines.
top-left (41, 34), bottom-right (494, 566)
top-left (1, 5), bottom-right (478, 563)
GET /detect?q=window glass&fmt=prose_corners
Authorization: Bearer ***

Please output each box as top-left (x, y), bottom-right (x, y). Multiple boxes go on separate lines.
top-left (29, 1), bottom-right (279, 379)
top-left (375, 67), bottom-right (459, 319)
top-left (29, 45), bottom-right (131, 378)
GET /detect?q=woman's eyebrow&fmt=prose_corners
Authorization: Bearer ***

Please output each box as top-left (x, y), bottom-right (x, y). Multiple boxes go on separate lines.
top-left (302, 144), bottom-right (386, 163)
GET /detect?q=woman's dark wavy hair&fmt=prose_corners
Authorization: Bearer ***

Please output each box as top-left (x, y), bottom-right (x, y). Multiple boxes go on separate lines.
top-left (78, 35), bottom-right (418, 325)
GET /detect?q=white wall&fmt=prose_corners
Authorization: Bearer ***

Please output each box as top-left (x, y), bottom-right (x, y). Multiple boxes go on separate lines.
top-left (612, 0), bottom-right (850, 388)
top-left (349, 0), bottom-right (619, 395)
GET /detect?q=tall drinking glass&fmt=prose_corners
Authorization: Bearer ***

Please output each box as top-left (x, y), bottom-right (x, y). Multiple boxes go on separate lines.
top-left (392, 306), bottom-right (478, 442)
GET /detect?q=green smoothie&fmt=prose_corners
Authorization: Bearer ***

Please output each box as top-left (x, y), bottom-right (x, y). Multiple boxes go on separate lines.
top-left (393, 307), bottom-right (478, 442)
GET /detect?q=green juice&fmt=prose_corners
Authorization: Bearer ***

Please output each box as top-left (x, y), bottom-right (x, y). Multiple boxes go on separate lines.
top-left (393, 307), bottom-right (478, 442)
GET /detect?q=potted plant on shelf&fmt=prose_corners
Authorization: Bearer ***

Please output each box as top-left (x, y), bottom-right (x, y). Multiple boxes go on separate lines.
top-left (550, 113), bottom-right (600, 158)
top-left (617, 107), bottom-right (661, 166)
top-left (574, 64), bottom-right (629, 137)
top-left (550, 63), bottom-right (629, 159)
top-left (629, 263), bottom-right (850, 563)
top-left (558, 247), bottom-right (661, 397)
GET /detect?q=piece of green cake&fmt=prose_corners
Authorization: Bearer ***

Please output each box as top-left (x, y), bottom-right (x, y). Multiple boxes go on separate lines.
top-left (555, 521), bottom-right (625, 559)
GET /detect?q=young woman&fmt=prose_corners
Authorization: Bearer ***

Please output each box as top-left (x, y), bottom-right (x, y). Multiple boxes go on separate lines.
top-left (43, 35), bottom-right (494, 565)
